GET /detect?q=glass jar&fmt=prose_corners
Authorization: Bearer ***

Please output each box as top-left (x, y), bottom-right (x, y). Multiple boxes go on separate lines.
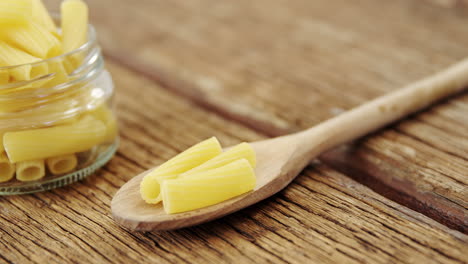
top-left (0, 25), bottom-right (118, 195)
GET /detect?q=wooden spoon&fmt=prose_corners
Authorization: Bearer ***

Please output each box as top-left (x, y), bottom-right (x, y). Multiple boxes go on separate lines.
top-left (112, 59), bottom-right (468, 231)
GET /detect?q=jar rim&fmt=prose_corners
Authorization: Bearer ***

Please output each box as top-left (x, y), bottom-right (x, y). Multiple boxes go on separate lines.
top-left (0, 15), bottom-right (111, 132)
top-left (0, 24), bottom-right (97, 71)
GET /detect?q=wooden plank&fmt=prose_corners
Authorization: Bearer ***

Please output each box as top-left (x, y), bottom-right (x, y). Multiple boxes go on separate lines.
top-left (1, 62), bottom-right (467, 263)
top-left (50, 0), bottom-right (468, 231)
top-left (322, 93), bottom-right (468, 232)
top-left (321, 96), bottom-right (468, 231)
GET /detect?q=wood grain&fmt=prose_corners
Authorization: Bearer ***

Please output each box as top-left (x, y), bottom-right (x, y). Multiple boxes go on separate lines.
top-left (322, 97), bottom-right (468, 232)
top-left (1, 62), bottom-right (467, 263)
top-left (51, 0), bottom-right (468, 231)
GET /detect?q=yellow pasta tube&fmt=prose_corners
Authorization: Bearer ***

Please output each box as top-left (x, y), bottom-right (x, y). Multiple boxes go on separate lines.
top-left (0, 152), bottom-right (15, 183)
top-left (0, 23), bottom-right (62, 59)
top-left (0, 41), bottom-right (47, 81)
top-left (30, 61), bottom-right (49, 79)
top-left (1, 81), bottom-right (89, 113)
top-left (180, 142), bottom-right (256, 177)
top-left (0, 0), bottom-right (32, 27)
top-left (46, 154), bottom-right (78, 175)
top-left (16, 159), bottom-right (45, 182)
top-left (61, 0), bottom-right (88, 53)
top-left (4, 115), bottom-right (107, 163)
top-left (89, 105), bottom-right (118, 143)
top-left (32, 0), bottom-right (56, 33)
top-left (161, 159), bottom-right (256, 214)
top-left (42, 59), bottom-right (68, 87)
top-left (9, 65), bottom-right (33, 81)
top-left (61, 58), bottom-right (75, 74)
top-left (140, 137), bottom-right (222, 204)
top-left (0, 99), bottom-right (79, 128)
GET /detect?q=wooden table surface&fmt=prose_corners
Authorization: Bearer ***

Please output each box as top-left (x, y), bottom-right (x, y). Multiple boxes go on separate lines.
top-left (2, 0), bottom-right (467, 263)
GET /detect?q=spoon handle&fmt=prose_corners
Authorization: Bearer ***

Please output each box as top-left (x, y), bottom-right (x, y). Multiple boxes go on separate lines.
top-left (297, 58), bottom-right (468, 157)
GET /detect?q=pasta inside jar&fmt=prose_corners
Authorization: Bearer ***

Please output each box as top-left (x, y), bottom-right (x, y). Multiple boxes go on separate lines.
top-left (0, 24), bottom-right (118, 195)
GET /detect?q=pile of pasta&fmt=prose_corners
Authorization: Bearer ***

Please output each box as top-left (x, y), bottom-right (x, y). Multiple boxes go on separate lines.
top-left (0, 105), bottom-right (117, 183)
top-left (0, 0), bottom-right (117, 183)
top-left (140, 137), bottom-right (257, 214)
top-left (0, 0), bottom-right (88, 85)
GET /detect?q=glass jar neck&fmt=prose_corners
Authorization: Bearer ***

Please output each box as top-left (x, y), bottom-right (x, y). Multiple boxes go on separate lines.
top-left (0, 25), bottom-right (101, 93)
top-left (0, 26), bottom-right (113, 131)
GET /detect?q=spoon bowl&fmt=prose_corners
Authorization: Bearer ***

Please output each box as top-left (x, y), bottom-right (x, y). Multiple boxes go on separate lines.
top-left (111, 137), bottom-right (303, 231)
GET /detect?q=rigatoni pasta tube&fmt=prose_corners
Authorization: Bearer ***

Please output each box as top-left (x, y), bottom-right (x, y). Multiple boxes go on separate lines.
top-left (16, 159), bottom-right (46, 182)
top-left (30, 61), bottom-right (49, 80)
top-left (61, 0), bottom-right (88, 53)
top-left (161, 159), bottom-right (256, 214)
top-left (0, 41), bottom-right (48, 81)
top-left (61, 58), bottom-right (76, 75)
top-left (42, 59), bottom-right (69, 87)
top-left (0, 0), bottom-right (32, 26)
top-left (32, 0), bottom-right (57, 33)
top-left (0, 152), bottom-right (15, 183)
top-left (46, 154), bottom-right (78, 175)
top-left (180, 142), bottom-right (256, 177)
top-left (140, 137), bottom-right (222, 204)
top-left (6, 99), bottom-right (79, 127)
top-left (90, 105), bottom-right (118, 143)
top-left (4, 115), bottom-right (107, 163)
top-left (0, 23), bottom-right (62, 59)
top-left (0, 87), bottom-right (78, 113)
top-left (0, 82), bottom-right (85, 114)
